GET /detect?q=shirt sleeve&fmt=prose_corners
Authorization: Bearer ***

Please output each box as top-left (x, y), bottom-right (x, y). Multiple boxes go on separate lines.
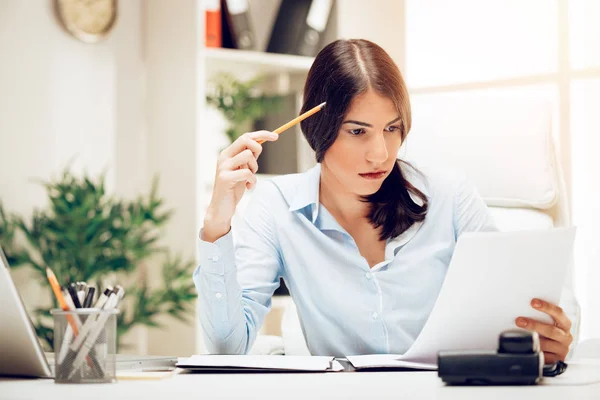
top-left (193, 181), bottom-right (283, 355)
top-left (453, 174), bottom-right (498, 238)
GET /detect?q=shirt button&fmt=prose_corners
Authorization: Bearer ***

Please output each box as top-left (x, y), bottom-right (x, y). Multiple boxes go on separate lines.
top-left (372, 312), bottom-right (379, 320)
top-left (365, 272), bottom-right (372, 280)
top-left (215, 292), bottom-right (222, 299)
top-left (210, 255), bottom-right (220, 262)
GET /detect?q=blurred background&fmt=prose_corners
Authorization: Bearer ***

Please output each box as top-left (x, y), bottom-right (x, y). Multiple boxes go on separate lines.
top-left (0, 0), bottom-right (598, 357)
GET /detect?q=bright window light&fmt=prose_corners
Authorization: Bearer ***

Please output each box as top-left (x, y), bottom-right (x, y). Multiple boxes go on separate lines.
top-left (570, 78), bottom-right (600, 340)
top-left (569, 0), bottom-right (600, 70)
top-left (405, 0), bottom-right (558, 88)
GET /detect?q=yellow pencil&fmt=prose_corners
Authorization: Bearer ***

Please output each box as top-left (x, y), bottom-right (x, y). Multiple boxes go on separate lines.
top-left (257, 102), bottom-right (326, 144)
top-left (46, 267), bottom-right (80, 335)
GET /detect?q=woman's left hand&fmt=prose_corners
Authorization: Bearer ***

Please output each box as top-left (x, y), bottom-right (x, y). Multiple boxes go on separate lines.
top-left (515, 298), bottom-right (573, 364)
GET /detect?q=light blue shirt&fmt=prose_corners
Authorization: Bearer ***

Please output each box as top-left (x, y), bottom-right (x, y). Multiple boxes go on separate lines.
top-left (194, 162), bottom-right (499, 357)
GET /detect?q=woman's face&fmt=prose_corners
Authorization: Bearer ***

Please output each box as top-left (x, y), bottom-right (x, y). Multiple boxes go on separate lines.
top-left (322, 89), bottom-right (403, 196)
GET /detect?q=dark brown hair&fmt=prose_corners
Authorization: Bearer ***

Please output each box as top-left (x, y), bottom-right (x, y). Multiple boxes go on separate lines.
top-left (300, 39), bottom-right (428, 241)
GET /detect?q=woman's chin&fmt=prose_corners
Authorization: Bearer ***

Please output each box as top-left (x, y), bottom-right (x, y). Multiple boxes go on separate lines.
top-left (355, 181), bottom-right (384, 196)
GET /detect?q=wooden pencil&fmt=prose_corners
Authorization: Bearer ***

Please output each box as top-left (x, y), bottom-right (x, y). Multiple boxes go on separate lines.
top-left (257, 102), bottom-right (326, 144)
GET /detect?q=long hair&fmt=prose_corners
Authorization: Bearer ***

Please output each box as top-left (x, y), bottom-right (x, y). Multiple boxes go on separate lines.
top-left (300, 39), bottom-right (428, 240)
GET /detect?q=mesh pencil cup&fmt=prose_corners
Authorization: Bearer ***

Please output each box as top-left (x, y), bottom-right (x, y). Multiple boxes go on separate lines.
top-left (51, 308), bottom-right (119, 383)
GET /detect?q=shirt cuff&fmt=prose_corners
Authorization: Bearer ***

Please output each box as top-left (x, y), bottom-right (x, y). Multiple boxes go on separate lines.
top-left (198, 228), bottom-right (236, 275)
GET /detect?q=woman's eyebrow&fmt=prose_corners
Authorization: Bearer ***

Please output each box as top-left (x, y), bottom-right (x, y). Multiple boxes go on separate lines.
top-left (342, 117), bottom-right (401, 127)
top-left (342, 120), bottom-right (372, 127)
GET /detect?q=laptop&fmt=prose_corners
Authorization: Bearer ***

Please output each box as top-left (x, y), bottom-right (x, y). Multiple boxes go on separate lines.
top-left (0, 246), bottom-right (177, 378)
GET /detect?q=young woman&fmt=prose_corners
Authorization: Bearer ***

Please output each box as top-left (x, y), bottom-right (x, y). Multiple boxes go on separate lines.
top-left (195, 39), bottom-right (574, 364)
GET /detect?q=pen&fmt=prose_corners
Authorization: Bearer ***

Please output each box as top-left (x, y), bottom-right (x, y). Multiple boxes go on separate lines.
top-left (94, 287), bottom-right (113, 308)
top-left (59, 285), bottom-right (100, 372)
top-left (82, 287), bottom-right (96, 308)
top-left (68, 287), bottom-right (113, 352)
top-left (63, 286), bottom-right (107, 378)
top-left (67, 283), bottom-right (83, 309)
top-left (46, 280), bottom-right (93, 374)
top-left (257, 102), bottom-right (326, 144)
top-left (67, 287), bottom-right (125, 379)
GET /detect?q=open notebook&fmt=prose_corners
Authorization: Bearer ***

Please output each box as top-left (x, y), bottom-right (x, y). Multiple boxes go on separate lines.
top-left (177, 355), bottom-right (345, 372)
top-left (176, 355), bottom-right (434, 372)
top-left (179, 228), bottom-right (575, 372)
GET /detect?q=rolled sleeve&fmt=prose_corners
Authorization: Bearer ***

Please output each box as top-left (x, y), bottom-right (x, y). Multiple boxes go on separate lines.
top-left (193, 181), bottom-right (284, 355)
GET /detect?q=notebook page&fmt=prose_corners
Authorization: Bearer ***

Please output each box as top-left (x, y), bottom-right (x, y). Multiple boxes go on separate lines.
top-left (177, 355), bottom-right (335, 371)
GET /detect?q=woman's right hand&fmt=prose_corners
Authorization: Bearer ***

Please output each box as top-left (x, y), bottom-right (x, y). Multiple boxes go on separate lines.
top-left (203, 130), bottom-right (279, 242)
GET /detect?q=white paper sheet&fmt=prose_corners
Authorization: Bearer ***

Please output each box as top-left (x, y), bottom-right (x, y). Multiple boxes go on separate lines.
top-left (345, 355), bottom-right (437, 370)
top-left (177, 355), bottom-right (337, 372)
top-left (348, 228), bottom-right (576, 369)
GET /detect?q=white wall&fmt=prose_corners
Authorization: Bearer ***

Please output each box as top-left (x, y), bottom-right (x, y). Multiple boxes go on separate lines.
top-left (0, 0), bottom-right (151, 353)
top-left (0, 1), bottom-right (115, 309)
top-left (0, 1), bottom-right (117, 214)
top-left (143, 0), bottom-right (199, 356)
top-left (334, 0), bottom-right (406, 70)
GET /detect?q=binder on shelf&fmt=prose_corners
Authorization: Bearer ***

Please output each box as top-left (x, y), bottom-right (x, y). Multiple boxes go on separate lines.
top-left (205, 0), bottom-right (222, 48)
top-left (221, 0), bottom-right (255, 50)
top-left (267, 0), bottom-right (334, 57)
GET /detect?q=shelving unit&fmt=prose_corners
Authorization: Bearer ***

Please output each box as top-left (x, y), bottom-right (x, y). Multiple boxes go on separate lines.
top-left (204, 47), bottom-right (315, 76)
top-left (198, 48), bottom-right (318, 231)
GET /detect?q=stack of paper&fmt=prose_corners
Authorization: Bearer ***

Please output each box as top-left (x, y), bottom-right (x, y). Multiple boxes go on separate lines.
top-left (345, 355), bottom-right (436, 371)
top-left (176, 355), bottom-right (344, 372)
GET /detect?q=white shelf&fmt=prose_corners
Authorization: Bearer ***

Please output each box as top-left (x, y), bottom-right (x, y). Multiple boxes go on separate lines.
top-left (204, 48), bottom-right (314, 77)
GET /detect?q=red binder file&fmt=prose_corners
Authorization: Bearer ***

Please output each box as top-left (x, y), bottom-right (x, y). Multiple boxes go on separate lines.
top-left (205, 0), bottom-right (222, 48)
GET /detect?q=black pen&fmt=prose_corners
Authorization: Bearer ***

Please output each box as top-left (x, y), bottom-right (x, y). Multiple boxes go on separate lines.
top-left (67, 283), bottom-right (83, 308)
top-left (82, 287), bottom-right (96, 308)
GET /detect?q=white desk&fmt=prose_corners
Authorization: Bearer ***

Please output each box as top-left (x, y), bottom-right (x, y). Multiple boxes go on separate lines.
top-left (2, 363), bottom-right (600, 400)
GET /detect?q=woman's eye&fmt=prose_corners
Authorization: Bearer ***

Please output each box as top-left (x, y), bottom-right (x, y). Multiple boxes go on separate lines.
top-left (349, 128), bottom-right (365, 136)
top-left (385, 125), bottom-right (400, 133)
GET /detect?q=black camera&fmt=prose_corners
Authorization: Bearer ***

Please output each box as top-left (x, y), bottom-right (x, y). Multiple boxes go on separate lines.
top-left (438, 330), bottom-right (544, 385)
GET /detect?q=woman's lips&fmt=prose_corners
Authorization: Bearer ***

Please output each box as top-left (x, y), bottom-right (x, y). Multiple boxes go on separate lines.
top-left (359, 171), bottom-right (386, 180)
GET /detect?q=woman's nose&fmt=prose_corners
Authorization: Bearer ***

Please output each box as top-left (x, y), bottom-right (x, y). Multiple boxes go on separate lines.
top-left (365, 134), bottom-right (389, 164)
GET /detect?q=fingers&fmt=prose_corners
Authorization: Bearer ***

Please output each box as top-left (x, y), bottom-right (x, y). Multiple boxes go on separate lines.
top-left (220, 131), bottom-right (278, 160)
top-left (218, 168), bottom-right (256, 187)
top-left (223, 149), bottom-right (259, 173)
top-left (540, 336), bottom-right (569, 363)
top-left (531, 298), bottom-right (572, 331)
top-left (539, 337), bottom-right (568, 356)
top-left (515, 317), bottom-right (571, 343)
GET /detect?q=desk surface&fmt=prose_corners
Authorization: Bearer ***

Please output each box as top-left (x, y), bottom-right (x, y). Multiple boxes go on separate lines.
top-left (2, 363), bottom-right (600, 400)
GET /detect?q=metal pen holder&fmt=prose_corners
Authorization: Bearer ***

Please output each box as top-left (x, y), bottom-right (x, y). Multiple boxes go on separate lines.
top-left (51, 308), bottom-right (119, 384)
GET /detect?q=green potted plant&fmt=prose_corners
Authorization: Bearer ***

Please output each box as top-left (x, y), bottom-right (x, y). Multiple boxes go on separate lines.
top-left (206, 73), bottom-right (283, 143)
top-left (0, 168), bottom-right (196, 350)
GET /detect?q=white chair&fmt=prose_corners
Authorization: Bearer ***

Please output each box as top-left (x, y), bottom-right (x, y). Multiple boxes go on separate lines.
top-left (249, 95), bottom-right (581, 356)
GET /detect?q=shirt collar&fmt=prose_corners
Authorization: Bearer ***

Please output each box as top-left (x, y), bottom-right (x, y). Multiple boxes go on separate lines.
top-left (288, 163), bottom-right (322, 224)
top-left (287, 161), bottom-right (430, 225)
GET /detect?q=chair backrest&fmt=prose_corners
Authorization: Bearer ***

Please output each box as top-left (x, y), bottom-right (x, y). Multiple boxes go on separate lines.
top-left (404, 95), bottom-right (567, 224)
top-left (403, 94), bottom-right (572, 284)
